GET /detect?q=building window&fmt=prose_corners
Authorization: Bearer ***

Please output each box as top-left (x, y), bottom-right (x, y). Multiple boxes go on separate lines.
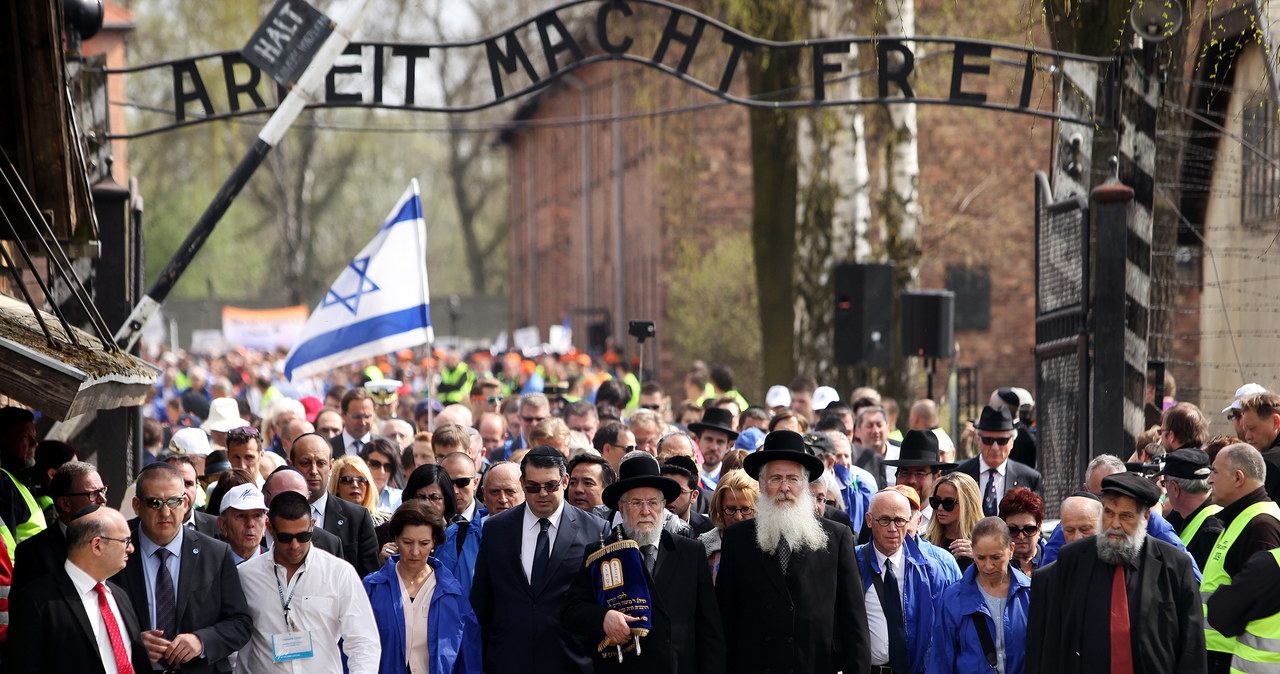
top-left (1241, 87), bottom-right (1280, 228)
top-left (946, 265), bottom-right (991, 331)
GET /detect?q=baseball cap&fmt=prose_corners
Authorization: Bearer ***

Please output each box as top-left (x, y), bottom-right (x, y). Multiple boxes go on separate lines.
top-left (813, 386), bottom-right (840, 412)
top-left (1222, 383), bottom-right (1268, 414)
top-left (764, 385), bottom-right (791, 408)
top-left (219, 483), bottom-right (268, 514)
top-left (169, 427), bottom-right (212, 457)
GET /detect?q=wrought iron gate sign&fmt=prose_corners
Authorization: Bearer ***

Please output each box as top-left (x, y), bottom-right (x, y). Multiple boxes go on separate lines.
top-left (107, 0), bottom-right (1113, 139)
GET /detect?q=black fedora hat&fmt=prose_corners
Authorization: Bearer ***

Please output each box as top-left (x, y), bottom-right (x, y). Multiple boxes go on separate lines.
top-left (882, 430), bottom-right (957, 470)
top-left (602, 453), bottom-right (684, 510)
top-left (973, 405), bottom-right (1015, 432)
top-left (742, 430), bottom-right (825, 481)
top-left (687, 407), bottom-right (739, 440)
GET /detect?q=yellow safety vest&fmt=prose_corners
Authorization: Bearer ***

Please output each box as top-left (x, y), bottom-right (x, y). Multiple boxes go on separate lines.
top-left (438, 363), bottom-right (474, 403)
top-left (623, 373), bottom-right (641, 411)
top-left (0, 516), bottom-right (14, 564)
top-left (1229, 548), bottom-right (1280, 673)
top-left (0, 468), bottom-right (46, 551)
top-left (1202, 500), bottom-right (1280, 654)
top-left (1180, 503), bottom-right (1224, 546)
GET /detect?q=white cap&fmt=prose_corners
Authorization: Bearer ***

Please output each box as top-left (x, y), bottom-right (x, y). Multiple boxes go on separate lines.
top-left (219, 483), bottom-right (267, 514)
top-left (1223, 383), bottom-right (1269, 414)
top-left (813, 386), bottom-right (840, 411)
top-left (765, 385), bottom-right (791, 408)
top-left (202, 398), bottom-right (249, 433)
top-left (169, 427), bottom-right (212, 457)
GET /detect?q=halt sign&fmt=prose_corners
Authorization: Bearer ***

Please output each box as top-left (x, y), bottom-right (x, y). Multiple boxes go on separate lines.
top-left (242, 0), bottom-right (333, 87)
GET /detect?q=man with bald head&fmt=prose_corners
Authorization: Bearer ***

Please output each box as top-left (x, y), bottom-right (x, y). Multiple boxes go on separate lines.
top-left (479, 460), bottom-right (524, 515)
top-left (290, 433), bottom-right (379, 576)
top-left (1060, 493), bottom-right (1103, 544)
top-left (260, 467), bottom-right (344, 558)
top-left (432, 403), bottom-right (473, 432)
top-left (280, 417), bottom-right (314, 458)
top-left (7, 506), bottom-right (152, 672)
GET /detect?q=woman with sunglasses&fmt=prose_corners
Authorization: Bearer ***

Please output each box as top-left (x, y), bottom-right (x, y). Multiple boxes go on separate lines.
top-left (998, 487), bottom-right (1044, 576)
top-left (924, 472), bottom-right (983, 571)
top-left (362, 438), bottom-right (405, 513)
top-left (378, 464), bottom-right (457, 559)
top-left (363, 500), bottom-right (482, 673)
top-left (700, 468), bottom-right (759, 582)
top-left (331, 455), bottom-right (390, 525)
top-left (927, 516), bottom-right (1032, 674)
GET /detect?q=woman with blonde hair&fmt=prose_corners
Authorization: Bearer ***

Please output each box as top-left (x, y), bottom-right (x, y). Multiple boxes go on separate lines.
top-left (925, 471), bottom-right (983, 571)
top-left (329, 455), bottom-right (390, 525)
top-left (700, 468), bottom-right (760, 581)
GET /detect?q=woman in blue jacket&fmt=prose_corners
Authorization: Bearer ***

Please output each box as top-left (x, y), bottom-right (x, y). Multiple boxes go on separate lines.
top-left (363, 500), bottom-right (481, 674)
top-left (927, 516), bottom-right (1031, 674)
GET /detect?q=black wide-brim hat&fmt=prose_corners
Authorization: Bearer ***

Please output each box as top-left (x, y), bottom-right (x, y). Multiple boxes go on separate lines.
top-left (602, 453), bottom-right (684, 510)
top-left (972, 405), bottom-right (1015, 432)
top-left (882, 429), bottom-right (957, 470)
top-left (743, 430), bottom-right (825, 481)
top-left (687, 406), bottom-right (739, 440)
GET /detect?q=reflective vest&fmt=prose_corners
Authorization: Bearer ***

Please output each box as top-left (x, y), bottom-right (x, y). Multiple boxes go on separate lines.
top-left (1180, 503), bottom-right (1224, 546)
top-left (622, 372), bottom-right (641, 411)
top-left (1230, 549), bottom-right (1280, 673)
top-left (0, 468), bottom-right (45, 547)
top-left (438, 363), bottom-right (474, 403)
top-left (0, 517), bottom-right (13, 564)
top-left (1202, 500), bottom-right (1280, 654)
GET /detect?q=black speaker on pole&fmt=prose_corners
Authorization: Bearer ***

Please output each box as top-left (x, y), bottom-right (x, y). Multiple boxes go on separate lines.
top-left (833, 263), bottom-right (894, 367)
top-left (901, 290), bottom-right (956, 358)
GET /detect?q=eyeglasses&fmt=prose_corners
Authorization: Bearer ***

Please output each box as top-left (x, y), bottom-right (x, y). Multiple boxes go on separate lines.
top-left (486, 396), bottom-right (504, 405)
top-left (1008, 524), bottom-right (1040, 538)
top-left (347, 413), bottom-right (375, 420)
top-left (97, 535), bottom-right (133, 547)
top-left (929, 496), bottom-right (959, 511)
top-left (722, 506), bottom-right (756, 516)
top-left (872, 516), bottom-right (910, 529)
top-left (979, 436), bottom-right (1013, 446)
top-left (275, 530), bottom-right (314, 544)
top-left (524, 481), bottom-right (563, 494)
top-left (140, 496), bottom-right (185, 511)
top-left (227, 426), bottom-right (261, 442)
top-left (521, 415), bottom-right (548, 425)
top-left (452, 477), bottom-right (474, 488)
top-left (416, 493), bottom-right (446, 501)
top-left (609, 444), bottom-right (638, 453)
top-left (621, 498), bottom-right (665, 510)
top-left (641, 404), bottom-right (662, 411)
top-left (67, 486), bottom-right (109, 501)
top-left (366, 459), bottom-right (391, 472)
top-left (1227, 411), bottom-right (1241, 421)
top-left (765, 475), bottom-right (806, 488)
top-left (338, 476), bottom-right (369, 485)
top-left (812, 494), bottom-right (829, 505)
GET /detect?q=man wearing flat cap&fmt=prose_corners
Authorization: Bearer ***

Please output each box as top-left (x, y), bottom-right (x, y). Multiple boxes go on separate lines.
top-left (716, 430), bottom-right (870, 673)
top-left (952, 406), bottom-right (1042, 516)
top-left (1028, 472), bottom-right (1205, 674)
top-left (1158, 448), bottom-right (1224, 570)
top-left (562, 454), bottom-right (725, 671)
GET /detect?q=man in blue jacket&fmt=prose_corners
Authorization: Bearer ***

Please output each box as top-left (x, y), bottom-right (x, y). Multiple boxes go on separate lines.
top-left (857, 487), bottom-right (952, 673)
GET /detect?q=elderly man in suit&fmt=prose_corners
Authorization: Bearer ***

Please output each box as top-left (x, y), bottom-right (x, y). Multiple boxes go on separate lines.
top-left (716, 430), bottom-right (871, 673)
top-left (470, 446), bottom-right (612, 673)
top-left (13, 461), bottom-right (108, 594)
top-left (563, 453), bottom-right (725, 671)
top-left (953, 406), bottom-right (1042, 516)
top-left (7, 506), bottom-right (151, 673)
top-left (291, 433), bottom-right (380, 577)
top-left (110, 463), bottom-right (251, 672)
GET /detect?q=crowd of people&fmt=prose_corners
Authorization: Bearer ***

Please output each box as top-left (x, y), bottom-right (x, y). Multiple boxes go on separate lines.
top-left (1, 346), bottom-right (1280, 674)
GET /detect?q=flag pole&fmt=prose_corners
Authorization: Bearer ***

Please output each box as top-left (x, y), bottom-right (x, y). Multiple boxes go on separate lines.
top-left (113, 0), bottom-right (376, 351)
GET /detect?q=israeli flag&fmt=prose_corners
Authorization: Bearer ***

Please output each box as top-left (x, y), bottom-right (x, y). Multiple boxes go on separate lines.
top-left (284, 181), bottom-right (433, 381)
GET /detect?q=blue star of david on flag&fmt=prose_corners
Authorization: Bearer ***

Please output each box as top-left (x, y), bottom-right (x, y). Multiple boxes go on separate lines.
top-left (321, 256), bottom-right (381, 315)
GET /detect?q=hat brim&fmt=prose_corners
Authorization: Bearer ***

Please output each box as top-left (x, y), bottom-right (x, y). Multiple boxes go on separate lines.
top-left (971, 420), bottom-right (1015, 433)
top-left (687, 422), bottom-right (739, 441)
top-left (742, 449), bottom-right (825, 482)
top-left (202, 417), bottom-right (249, 433)
top-left (881, 458), bottom-right (958, 471)
top-left (602, 475), bottom-right (685, 510)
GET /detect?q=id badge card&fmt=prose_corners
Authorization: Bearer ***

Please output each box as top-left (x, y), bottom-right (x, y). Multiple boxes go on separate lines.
top-left (271, 631), bottom-right (315, 662)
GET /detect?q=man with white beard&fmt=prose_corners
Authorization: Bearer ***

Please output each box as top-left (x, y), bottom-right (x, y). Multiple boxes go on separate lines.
top-left (716, 430), bottom-right (870, 673)
top-left (562, 453), bottom-right (725, 671)
top-left (1027, 472), bottom-right (1205, 674)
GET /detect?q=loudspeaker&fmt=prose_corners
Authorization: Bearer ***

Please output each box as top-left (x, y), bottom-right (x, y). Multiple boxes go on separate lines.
top-left (833, 263), bottom-right (894, 367)
top-left (587, 322), bottom-right (609, 353)
top-left (901, 290), bottom-right (956, 358)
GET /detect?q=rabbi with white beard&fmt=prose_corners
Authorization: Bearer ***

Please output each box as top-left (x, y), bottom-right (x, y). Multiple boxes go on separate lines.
top-left (715, 430), bottom-right (870, 673)
top-left (1027, 472), bottom-right (1205, 674)
top-left (562, 453), bottom-right (725, 672)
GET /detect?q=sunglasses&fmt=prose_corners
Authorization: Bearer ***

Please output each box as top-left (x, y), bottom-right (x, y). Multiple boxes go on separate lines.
top-left (275, 530), bottom-right (314, 544)
top-left (979, 436), bottom-right (1013, 446)
top-left (1008, 524), bottom-right (1040, 538)
top-left (338, 476), bottom-right (369, 485)
top-left (140, 496), bottom-right (185, 511)
top-left (929, 496), bottom-right (959, 511)
top-left (521, 415), bottom-right (548, 425)
top-left (524, 481), bottom-right (563, 494)
top-left (453, 477), bottom-right (474, 488)
top-left (367, 459), bottom-right (392, 472)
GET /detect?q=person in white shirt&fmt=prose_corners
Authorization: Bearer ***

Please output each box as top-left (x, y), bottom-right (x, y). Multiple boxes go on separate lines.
top-left (235, 491), bottom-right (380, 672)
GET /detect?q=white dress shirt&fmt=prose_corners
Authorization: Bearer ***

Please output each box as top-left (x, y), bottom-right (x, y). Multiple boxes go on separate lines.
top-left (981, 458), bottom-right (1009, 503)
top-left (310, 492), bottom-right (329, 529)
top-left (65, 560), bottom-right (133, 674)
top-left (458, 500), bottom-right (477, 523)
top-left (864, 544), bottom-right (906, 667)
top-left (400, 567), bottom-right (437, 674)
top-left (520, 500), bottom-right (566, 582)
top-left (235, 547), bottom-right (381, 673)
top-left (340, 429), bottom-right (372, 456)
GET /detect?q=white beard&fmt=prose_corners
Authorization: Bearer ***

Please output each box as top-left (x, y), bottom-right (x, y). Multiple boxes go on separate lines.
top-left (623, 521), bottom-right (661, 548)
top-left (1096, 512), bottom-right (1148, 565)
top-left (754, 487), bottom-right (829, 553)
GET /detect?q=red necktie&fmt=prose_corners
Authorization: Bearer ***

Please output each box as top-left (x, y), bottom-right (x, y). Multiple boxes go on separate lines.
top-left (94, 582), bottom-right (135, 674)
top-left (1110, 565), bottom-right (1133, 674)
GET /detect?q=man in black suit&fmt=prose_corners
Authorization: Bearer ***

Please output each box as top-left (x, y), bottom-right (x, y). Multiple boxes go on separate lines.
top-left (291, 433), bottom-right (379, 576)
top-left (13, 461), bottom-right (108, 594)
top-left (716, 431), bottom-right (870, 673)
top-left (110, 463), bottom-right (251, 672)
top-left (563, 453), bottom-right (725, 671)
top-left (7, 506), bottom-right (152, 673)
top-left (471, 446), bottom-right (612, 673)
top-left (951, 406), bottom-right (1042, 516)
top-left (329, 387), bottom-right (382, 459)
top-left (660, 456), bottom-right (715, 536)
top-left (260, 466), bottom-right (345, 559)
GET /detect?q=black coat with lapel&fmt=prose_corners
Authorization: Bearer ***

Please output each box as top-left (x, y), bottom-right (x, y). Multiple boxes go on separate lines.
top-left (109, 527), bottom-right (252, 673)
top-left (191, 509), bottom-right (220, 539)
top-left (6, 567), bottom-right (152, 673)
top-left (329, 432), bottom-right (386, 460)
top-left (470, 502), bottom-right (611, 674)
top-left (716, 517), bottom-right (870, 673)
top-left (952, 456), bottom-right (1043, 495)
top-left (319, 494), bottom-right (380, 577)
top-left (823, 505), bottom-right (855, 533)
top-left (11, 522), bottom-right (66, 595)
top-left (562, 529), bottom-right (725, 672)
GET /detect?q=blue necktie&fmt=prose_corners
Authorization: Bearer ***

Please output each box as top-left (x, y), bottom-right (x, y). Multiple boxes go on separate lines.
top-left (882, 559), bottom-right (910, 673)
top-left (530, 518), bottom-right (550, 587)
top-left (154, 548), bottom-right (177, 639)
top-left (983, 469), bottom-right (999, 516)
